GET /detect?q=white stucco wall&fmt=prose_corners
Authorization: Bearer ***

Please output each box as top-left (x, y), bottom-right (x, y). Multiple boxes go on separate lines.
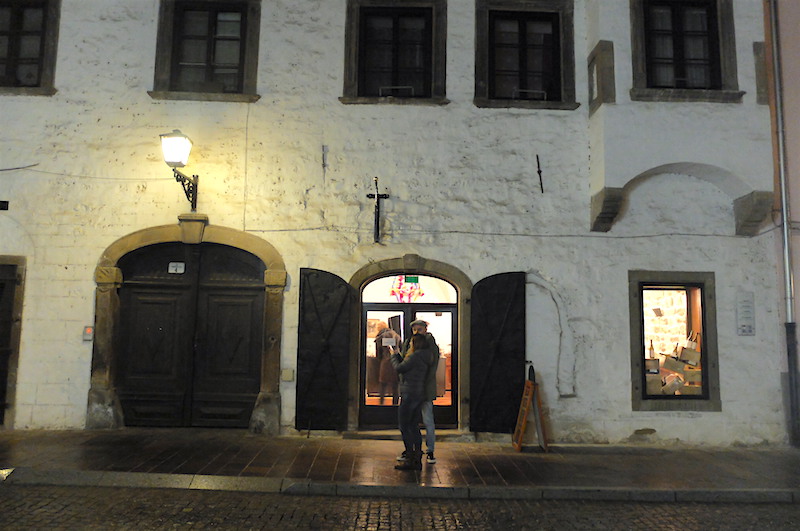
top-left (0, 0), bottom-right (785, 445)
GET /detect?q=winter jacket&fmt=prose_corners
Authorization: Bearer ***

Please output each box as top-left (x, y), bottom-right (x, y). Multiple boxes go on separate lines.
top-left (401, 333), bottom-right (440, 401)
top-left (391, 348), bottom-right (434, 397)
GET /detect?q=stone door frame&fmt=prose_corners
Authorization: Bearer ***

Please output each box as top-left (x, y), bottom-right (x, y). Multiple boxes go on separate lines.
top-left (86, 214), bottom-right (287, 434)
top-left (346, 254), bottom-right (473, 431)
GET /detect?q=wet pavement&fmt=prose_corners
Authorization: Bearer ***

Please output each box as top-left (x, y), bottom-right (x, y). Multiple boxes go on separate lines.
top-left (1, 428), bottom-right (800, 503)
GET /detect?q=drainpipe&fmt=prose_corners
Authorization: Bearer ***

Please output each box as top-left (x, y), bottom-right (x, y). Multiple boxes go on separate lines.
top-left (768, 0), bottom-right (800, 446)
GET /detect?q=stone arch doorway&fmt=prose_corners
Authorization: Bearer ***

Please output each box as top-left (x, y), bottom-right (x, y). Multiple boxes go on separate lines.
top-left (360, 274), bottom-right (459, 428)
top-left (347, 254), bottom-right (473, 431)
top-left (86, 214), bottom-right (287, 434)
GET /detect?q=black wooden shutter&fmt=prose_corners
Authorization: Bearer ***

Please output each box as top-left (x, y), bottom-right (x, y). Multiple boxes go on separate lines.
top-left (0, 265), bottom-right (17, 425)
top-left (470, 271), bottom-right (526, 433)
top-left (296, 268), bottom-right (353, 431)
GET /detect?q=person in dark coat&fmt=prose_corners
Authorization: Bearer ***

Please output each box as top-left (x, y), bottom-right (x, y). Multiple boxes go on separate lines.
top-left (398, 319), bottom-right (439, 464)
top-left (391, 334), bottom-right (434, 470)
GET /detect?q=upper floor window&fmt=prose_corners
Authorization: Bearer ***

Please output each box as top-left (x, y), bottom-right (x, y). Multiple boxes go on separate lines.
top-left (489, 11), bottom-right (559, 101)
top-left (150, 0), bottom-right (260, 102)
top-left (630, 0), bottom-right (742, 103)
top-left (475, 0), bottom-right (577, 110)
top-left (0, 0), bottom-right (59, 96)
top-left (360, 8), bottom-right (432, 98)
top-left (342, 0), bottom-right (447, 104)
top-left (644, 0), bottom-right (719, 89)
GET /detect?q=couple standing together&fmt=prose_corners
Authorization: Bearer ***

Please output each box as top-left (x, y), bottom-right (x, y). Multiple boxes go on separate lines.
top-left (390, 319), bottom-right (438, 471)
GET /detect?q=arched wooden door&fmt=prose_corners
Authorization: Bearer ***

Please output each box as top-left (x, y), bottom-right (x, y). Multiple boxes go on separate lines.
top-left (116, 242), bottom-right (266, 427)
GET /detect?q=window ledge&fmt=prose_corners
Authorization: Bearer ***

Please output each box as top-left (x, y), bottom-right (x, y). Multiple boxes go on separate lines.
top-left (148, 90), bottom-right (261, 103)
top-left (0, 86), bottom-right (57, 97)
top-left (630, 88), bottom-right (744, 104)
top-left (634, 397), bottom-right (721, 412)
top-left (339, 96), bottom-right (450, 106)
top-left (474, 98), bottom-right (580, 111)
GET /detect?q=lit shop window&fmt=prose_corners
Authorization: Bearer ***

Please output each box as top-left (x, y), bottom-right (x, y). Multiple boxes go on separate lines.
top-left (641, 286), bottom-right (705, 398)
top-left (629, 271), bottom-right (720, 411)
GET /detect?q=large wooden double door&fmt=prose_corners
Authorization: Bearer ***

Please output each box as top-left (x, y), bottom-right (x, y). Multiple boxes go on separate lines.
top-left (116, 242), bottom-right (265, 427)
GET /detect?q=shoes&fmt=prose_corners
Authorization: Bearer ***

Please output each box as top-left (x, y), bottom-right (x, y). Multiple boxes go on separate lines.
top-left (426, 452), bottom-right (436, 464)
top-left (396, 451), bottom-right (407, 462)
top-left (394, 450), bottom-right (422, 470)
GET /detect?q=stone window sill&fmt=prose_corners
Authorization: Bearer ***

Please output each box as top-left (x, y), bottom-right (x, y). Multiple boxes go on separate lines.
top-left (474, 98), bottom-right (580, 110)
top-left (630, 88), bottom-right (744, 104)
top-left (339, 96), bottom-right (450, 106)
top-left (148, 90), bottom-right (261, 103)
top-left (0, 86), bottom-right (57, 96)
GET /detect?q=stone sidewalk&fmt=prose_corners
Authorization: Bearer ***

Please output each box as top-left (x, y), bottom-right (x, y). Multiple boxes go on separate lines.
top-left (1, 428), bottom-right (799, 502)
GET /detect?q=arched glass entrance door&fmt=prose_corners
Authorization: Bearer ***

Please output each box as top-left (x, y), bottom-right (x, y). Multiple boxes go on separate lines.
top-left (360, 274), bottom-right (458, 428)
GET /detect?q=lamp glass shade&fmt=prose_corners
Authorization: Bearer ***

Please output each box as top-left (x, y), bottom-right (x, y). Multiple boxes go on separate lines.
top-left (160, 130), bottom-right (193, 168)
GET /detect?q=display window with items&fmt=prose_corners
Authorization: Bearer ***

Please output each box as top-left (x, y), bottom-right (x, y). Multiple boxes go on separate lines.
top-left (641, 286), bottom-right (705, 398)
top-left (629, 271), bottom-right (721, 412)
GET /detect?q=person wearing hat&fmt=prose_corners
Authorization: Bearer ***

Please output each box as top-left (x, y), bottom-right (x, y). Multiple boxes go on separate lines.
top-left (390, 333), bottom-right (435, 470)
top-left (397, 319), bottom-right (439, 464)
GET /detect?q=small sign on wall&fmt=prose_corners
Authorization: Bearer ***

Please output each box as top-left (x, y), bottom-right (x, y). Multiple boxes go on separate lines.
top-left (736, 291), bottom-right (755, 336)
top-left (168, 262), bottom-right (186, 274)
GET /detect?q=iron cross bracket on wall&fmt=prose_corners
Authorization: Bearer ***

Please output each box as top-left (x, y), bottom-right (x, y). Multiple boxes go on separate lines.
top-left (366, 176), bottom-right (390, 243)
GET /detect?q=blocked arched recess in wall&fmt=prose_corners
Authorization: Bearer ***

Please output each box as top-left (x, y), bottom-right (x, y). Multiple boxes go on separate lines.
top-left (526, 273), bottom-right (577, 398)
top-left (85, 214), bottom-right (287, 434)
top-left (590, 162), bottom-right (773, 234)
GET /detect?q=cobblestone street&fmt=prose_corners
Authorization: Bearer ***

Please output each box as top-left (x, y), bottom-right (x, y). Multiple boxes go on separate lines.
top-left (2, 484), bottom-right (800, 530)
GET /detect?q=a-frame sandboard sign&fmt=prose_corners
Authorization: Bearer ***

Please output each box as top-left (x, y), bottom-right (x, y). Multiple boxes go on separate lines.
top-left (512, 366), bottom-right (549, 452)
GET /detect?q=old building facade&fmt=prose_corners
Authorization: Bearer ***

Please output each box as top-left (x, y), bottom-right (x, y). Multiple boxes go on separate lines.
top-left (0, 0), bottom-right (786, 445)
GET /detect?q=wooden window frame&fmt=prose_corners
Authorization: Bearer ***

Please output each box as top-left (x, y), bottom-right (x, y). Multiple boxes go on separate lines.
top-left (642, 0), bottom-right (721, 90)
top-left (341, 0), bottom-right (448, 105)
top-left (149, 0), bottom-right (260, 103)
top-left (358, 7), bottom-right (433, 98)
top-left (630, 0), bottom-right (742, 103)
top-left (475, 0), bottom-right (577, 110)
top-left (629, 270), bottom-right (721, 412)
top-left (488, 11), bottom-right (560, 102)
top-left (0, 0), bottom-right (59, 96)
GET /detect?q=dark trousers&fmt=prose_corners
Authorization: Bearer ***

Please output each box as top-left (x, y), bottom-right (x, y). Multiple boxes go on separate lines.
top-left (397, 393), bottom-right (424, 453)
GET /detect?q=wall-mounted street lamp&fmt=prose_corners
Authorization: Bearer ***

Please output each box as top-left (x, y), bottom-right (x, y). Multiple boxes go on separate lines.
top-left (160, 129), bottom-right (199, 212)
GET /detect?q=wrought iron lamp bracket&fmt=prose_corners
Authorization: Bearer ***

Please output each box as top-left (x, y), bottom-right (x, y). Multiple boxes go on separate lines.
top-left (173, 168), bottom-right (199, 212)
